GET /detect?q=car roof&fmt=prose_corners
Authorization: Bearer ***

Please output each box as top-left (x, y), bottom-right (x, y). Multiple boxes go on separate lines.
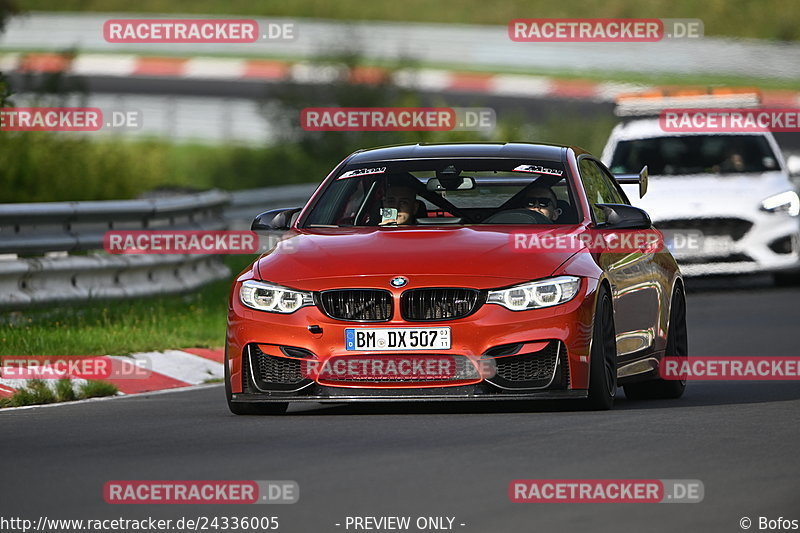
top-left (345, 142), bottom-right (587, 164)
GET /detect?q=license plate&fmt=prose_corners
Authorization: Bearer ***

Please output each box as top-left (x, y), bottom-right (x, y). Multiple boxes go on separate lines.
top-left (701, 235), bottom-right (735, 255)
top-left (345, 327), bottom-right (451, 351)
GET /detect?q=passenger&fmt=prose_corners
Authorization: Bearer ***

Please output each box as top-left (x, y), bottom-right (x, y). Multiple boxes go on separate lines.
top-left (524, 186), bottom-right (562, 222)
top-left (717, 151), bottom-right (746, 173)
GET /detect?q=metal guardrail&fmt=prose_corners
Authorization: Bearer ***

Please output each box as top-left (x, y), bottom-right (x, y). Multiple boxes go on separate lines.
top-left (0, 190), bottom-right (230, 255)
top-left (0, 185), bottom-right (316, 309)
top-left (226, 184), bottom-right (318, 229)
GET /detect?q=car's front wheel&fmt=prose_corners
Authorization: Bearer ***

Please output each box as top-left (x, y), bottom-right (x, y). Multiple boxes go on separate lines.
top-left (623, 285), bottom-right (688, 400)
top-left (586, 285), bottom-right (617, 410)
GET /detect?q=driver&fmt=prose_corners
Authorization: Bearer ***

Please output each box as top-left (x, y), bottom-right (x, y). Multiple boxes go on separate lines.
top-left (524, 186), bottom-right (562, 222)
top-left (379, 184), bottom-right (418, 225)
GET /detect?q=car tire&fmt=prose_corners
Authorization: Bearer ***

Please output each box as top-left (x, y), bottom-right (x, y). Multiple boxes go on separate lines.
top-left (586, 285), bottom-right (617, 410)
top-left (225, 350), bottom-right (289, 415)
top-left (623, 286), bottom-right (688, 400)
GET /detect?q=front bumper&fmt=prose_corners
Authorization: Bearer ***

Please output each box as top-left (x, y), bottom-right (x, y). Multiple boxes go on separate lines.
top-left (226, 277), bottom-right (599, 398)
top-left (230, 386), bottom-right (588, 403)
top-left (661, 214), bottom-right (800, 276)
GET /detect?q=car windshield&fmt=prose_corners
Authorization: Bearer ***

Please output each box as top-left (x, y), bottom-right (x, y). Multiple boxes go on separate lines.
top-left (609, 134), bottom-right (779, 176)
top-left (303, 158), bottom-right (580, 227)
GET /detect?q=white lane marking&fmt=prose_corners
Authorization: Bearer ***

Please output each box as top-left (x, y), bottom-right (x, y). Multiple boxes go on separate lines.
top-left (71, 54), bottom-right (138, 76)
top-left (184, 57), bottom-right (246, 79)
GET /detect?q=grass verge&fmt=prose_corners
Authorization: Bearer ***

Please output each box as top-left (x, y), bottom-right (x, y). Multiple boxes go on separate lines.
top-left (0, 255), bottom-right (255, 356)
top-left (1, 113), bottom-right (618, 203)
top-left (0, 136), bottom-right (330, 203)
top-left (0, 378), bottom-right (118, 408)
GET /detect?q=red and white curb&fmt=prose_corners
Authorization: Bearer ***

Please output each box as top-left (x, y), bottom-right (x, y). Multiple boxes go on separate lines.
top-left (0, 348), bottom-right (224, 399)
top-left (4, 52), bottom-right (799, 105)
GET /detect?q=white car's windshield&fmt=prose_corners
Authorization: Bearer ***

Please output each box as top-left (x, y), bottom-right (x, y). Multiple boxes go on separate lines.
top-left (610, 134), bottom-right (779, 175)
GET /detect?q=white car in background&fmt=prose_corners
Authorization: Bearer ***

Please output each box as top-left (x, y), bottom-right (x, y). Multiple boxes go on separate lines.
top-left (603, 116), bottom-right (800, 282)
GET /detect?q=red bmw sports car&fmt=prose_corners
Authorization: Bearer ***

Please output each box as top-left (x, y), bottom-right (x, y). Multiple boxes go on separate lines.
top-left (225, 142), bottom-right (687, 414)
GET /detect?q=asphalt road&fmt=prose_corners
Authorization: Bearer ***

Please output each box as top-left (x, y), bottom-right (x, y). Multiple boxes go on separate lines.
top-left (1, 281), bottom-right (799, 533)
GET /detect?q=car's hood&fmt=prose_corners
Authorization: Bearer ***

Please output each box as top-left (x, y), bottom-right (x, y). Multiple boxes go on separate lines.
top-left (620, 171), bottom-right (792, 220)
top-left (255, 226), bottom-right (582, 291)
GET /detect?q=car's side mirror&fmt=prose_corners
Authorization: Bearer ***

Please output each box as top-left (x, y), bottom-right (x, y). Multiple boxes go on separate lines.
top-left (594, 203), bottom-right (652, 230)
top-left (251, 208), bottom-right (302, 231)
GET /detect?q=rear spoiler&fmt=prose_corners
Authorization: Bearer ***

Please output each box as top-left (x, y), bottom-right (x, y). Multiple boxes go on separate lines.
top-left (614, 166), bottom-right (648, 198)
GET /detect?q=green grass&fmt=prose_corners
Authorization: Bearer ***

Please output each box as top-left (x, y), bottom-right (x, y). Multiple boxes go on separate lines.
top-left (0, 255), bottom-right (255, 355)
top-left (9, 379), bottom-right (56, 405)
top-left (21, 0), bottom-right (800, 41)
top-left (55, 377), bottom-right (77, 401)
top-left (1, 111), bottom-right (617, 203)
top-left (79, 380), bottom-right (119, 398)
top-left (0, 135), bottom-right (327, 203)
top-left (0, 378), bottom-right (119, 408)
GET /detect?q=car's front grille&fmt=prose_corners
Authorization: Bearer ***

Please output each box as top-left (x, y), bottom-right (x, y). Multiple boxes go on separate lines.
top-left (679, 252), bottom-right (754, 264)
top-left (486, 341), bottom-right (560, 390)
top-left (248, 345), bottom-right (311, 391)
top-left (656, 218), bottom-right (753, 241)
top-left (319, 289), bottom-right (393, 322)
top-left (401, 288), bottom-right (480, 321)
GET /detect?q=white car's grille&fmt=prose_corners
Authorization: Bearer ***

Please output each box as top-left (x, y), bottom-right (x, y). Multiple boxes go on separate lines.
top-left (655, 218), bottom-right (753, 241)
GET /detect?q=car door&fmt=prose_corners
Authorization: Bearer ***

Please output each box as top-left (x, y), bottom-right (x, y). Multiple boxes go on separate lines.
top-left (578, 156), bottom-right (660, 361)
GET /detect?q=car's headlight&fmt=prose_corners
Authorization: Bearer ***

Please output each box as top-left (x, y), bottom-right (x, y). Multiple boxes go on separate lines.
top-left (761, 191), bottom-right (800, 217)
top-left (239, 280), bottom-right (314, 313)
top-left (487, 276), bottom-right (581, 311)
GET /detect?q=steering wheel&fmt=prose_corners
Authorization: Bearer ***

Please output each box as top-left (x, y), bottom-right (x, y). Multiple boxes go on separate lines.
top-left (482, 208), bottom-right (554, 224)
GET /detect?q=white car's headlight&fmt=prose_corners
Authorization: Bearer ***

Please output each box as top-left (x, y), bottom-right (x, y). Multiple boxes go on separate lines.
top-left (240, 280), bottom-right (314, 313)
top-left (487, 276), bottom-right (581, 311)
top-left (761, 190), bottom-right (800, 217)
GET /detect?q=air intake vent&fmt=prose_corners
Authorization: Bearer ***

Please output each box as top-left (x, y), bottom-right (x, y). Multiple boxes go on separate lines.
top-left (249, 345), bottom-right (311, 391)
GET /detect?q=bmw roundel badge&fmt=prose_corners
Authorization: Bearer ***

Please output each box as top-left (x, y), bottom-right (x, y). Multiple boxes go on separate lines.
top-left (390, 276), bottom-right (408, 288)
